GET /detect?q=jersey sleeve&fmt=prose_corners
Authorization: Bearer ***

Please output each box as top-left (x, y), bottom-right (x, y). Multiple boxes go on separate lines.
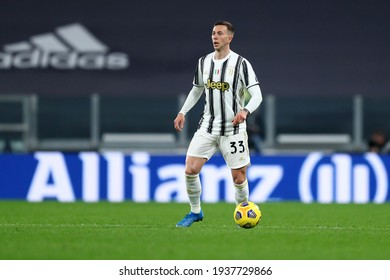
top-left (244, 83), bottom-right (263, 114)
top-left (240, 58), bottom-right (260, 89)
top-left (241, 58), bottom-right (263, 114)
top-left (179, 85), bottom-right (204, 115)
top-left (192, 56), bottom-right (205, 87)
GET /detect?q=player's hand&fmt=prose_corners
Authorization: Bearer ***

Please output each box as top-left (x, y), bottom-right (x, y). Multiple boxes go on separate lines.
top-left (174, 113), bottom-right (185, 132)
top-left (232, 110), bottom-right (249, 126)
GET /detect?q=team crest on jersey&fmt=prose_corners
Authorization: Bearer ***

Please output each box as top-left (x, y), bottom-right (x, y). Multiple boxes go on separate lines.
top-left (227, 66), bottom-right (235, 76)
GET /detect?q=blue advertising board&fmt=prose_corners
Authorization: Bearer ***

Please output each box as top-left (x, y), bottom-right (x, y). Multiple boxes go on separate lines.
top-left (0, 152), bottom-right (389, 203)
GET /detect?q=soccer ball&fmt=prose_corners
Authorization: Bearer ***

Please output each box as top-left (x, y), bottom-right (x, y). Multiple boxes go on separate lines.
top-left (234, 201), bottom-right (262, 228)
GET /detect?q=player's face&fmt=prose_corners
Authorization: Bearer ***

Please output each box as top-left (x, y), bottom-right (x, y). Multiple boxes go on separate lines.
top-left (211, 25), bottom-right (233, 51)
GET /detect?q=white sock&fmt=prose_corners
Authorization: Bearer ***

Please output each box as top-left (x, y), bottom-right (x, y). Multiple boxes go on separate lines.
top-left (186, 174), bottom-right (202, 213)
top-left (234, 179), bottom-right (249, 205)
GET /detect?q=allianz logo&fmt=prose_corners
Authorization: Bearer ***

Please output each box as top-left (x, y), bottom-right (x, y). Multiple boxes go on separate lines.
top-left (0, 23), bottom-right (129, 70)
top-left (299, 152), bottom-right (388, 203)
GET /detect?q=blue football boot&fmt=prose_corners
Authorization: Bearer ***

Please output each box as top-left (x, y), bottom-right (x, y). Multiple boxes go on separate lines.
top-left (176, 210), bottom-right (204, 227)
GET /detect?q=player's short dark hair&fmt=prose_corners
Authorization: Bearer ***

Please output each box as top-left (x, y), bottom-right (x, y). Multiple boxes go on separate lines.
top-left (214, 20), bottom-right (235, 35)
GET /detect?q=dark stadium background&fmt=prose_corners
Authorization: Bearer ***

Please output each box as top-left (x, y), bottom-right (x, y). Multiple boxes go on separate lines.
top-left (0, 0), bottom-right (389, 148)
top-left (0, 0), bottom-right (389, 97)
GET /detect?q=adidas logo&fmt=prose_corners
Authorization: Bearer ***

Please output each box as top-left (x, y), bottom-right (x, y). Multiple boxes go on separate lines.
top-left (0, 23), bottom-right (129, 70)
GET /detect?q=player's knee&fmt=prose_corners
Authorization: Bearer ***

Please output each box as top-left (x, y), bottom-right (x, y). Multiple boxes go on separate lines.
top-left (232, 169), bottom-right (247, 185)
top-left (185, 157), bottom-right (205, 175)
top-left (232, 172), bottom-right (246, 184)
top-left (233, 177), bottom-right (246, 185)
top-left (185, 165), bottom-right (200, 175)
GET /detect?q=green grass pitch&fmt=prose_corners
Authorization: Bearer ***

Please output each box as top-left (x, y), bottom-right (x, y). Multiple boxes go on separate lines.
top-left (0, 201), bottom-right (389, 260)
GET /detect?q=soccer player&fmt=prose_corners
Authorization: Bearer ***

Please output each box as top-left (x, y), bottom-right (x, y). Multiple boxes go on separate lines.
top-left (173, 21), bottom-right (263, 227)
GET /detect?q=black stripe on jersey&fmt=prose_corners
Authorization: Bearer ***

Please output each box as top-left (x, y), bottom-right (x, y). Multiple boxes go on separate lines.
top-left (194, 56), bottom-right (206, 86)
top-left (219, 59), bottom-right (229, 135)
top-left (207, 60), bottom-right (215, 134)
top-left (197, 111), bottom-right (204, 130)
top-left (232, 56), bottom-right (243, 114)
top-left (194, 63), bottom-right (199, 85)
top-left (232, 56), bottom-right (243, 134)
top-left (196, 56), bottom-right (207, 129)
top-left (200, 56), bottom-right (206, 77)
top-left (242, 60), bottom-right (249, 86)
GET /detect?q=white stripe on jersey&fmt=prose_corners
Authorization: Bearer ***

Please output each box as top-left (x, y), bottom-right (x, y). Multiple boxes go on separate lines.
top-left (193, 51), bottom-right (260, 136)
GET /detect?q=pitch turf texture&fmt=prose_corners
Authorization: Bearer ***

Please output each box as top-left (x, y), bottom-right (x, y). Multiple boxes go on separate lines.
top-left (0, 202), bottom-right (389, 260)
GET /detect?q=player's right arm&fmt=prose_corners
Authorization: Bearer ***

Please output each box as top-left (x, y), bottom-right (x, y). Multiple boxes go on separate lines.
top-left (174, 85), bottom-right (203, 132)
top-left (174, 56), bottom-right (206, 132)
top-left (173, 113), bottom-right (185, 132)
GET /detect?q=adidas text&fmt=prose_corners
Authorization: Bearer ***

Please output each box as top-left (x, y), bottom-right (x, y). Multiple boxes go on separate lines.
top-left (0, 50), bottom-right (129, 70)
top-left (0, 23), bottom-right (130, 70)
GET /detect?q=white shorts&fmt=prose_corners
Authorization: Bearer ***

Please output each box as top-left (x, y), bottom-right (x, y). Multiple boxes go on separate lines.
top-left (187, 130), bottom-right (251, 169)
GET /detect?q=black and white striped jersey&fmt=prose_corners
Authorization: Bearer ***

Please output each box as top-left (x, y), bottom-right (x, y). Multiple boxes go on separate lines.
top-left (180, 51), bottom-right (262, 136)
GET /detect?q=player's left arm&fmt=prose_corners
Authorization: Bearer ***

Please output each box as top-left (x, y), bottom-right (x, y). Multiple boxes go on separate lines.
top-left (232, 59), bottom-right (263, 125)
top-left (241, 59), bottom-right (263, 114)
top-left (244, 83), bottom-right (262, 114)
